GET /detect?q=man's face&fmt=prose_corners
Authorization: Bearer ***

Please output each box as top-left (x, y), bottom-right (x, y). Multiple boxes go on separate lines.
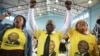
top-left (46, 23), bottom-right (54, 34)
top-left (76, 20), bottom-right (88, 34)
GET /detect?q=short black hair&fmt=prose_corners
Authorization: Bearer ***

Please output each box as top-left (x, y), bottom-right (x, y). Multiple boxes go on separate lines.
top-left (13, 15), bottom-right (26, 29)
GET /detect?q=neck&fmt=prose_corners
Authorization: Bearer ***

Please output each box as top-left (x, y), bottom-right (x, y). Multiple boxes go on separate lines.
top-left (78, 31), bottom-right (87, 35)
top-left (15, 26), bottom-right (22, 29)
top-left (77, 30), bottom-right (89, 35)
top-left (47, 32), bottom-right (52, 34)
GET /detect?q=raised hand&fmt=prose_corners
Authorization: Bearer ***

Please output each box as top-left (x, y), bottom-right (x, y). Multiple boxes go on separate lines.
top-left (4, 11), bottom-right (11, 17)
top-left (0, 11), bottom-right (11, 20)
top-left (30, 0), bottom-right (36, 8)
top-left (65, 1), bottom-right (72, 10)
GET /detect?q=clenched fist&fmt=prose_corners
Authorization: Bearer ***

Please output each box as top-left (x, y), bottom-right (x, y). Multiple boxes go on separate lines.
top-left (30, 0), bottom-right (36, 8)
top-left (65, 1), bottom-right (72, 10)
top-left (4, 11), bottom-right (11, 17)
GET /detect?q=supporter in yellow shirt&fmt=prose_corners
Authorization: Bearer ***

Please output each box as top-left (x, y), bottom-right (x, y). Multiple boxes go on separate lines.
top-left (67, 20), bottom-right (99, 56)
top-left (0, 15), bottom-right (32, 56)
top-left (28, 0), bottom-right (72, 56)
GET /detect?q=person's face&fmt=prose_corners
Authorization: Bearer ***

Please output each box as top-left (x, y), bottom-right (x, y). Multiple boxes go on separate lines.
top-left (78, 41), bottom-right (89, 54)
top-left (46, 23), bottom-right (54, 34)
top-left (49, 41), bottom-right (55, 54)
top-left (76, 20), bottom-right (88, 34)
top-left (14, 16), bottom-right (24, 29)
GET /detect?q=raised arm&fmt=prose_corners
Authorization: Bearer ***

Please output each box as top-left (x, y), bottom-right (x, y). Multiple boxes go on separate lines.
top-left (28, 0), bottom-right (38, 34)
top-left (0, 12), bottom-right (10, 20)
top-left (61, 1), bottom-right (73, 36)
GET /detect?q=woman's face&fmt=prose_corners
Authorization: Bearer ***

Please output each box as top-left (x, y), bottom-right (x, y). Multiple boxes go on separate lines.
top-left (14, 16), bottom-right (24, 29)
top-left (76, 20), bottom-right (88, 34)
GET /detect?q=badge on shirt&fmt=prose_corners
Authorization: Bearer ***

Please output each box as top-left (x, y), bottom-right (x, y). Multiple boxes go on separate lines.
top-left (74, 40), bottom-right (89, 56)
top-left (5, 32), bottom-right (20, 46)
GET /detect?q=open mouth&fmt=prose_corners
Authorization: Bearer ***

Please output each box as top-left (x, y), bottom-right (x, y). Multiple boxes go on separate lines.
top-left (79, 48), bottom-right (87, 53)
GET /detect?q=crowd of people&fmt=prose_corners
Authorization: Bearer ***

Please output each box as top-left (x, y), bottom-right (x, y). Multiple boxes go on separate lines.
top-left (0, 0), bottom-right (100, 56)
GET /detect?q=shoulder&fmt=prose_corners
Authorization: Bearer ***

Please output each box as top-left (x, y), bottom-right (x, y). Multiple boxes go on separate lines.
top-left (53, 30), bottom-right (62, 35)
top-left (88, 33), bottom-right (96, 38)
top-left (35, 28), bottom-right (43, 33)
top-left (23, 29), bottom-right (32, 38)
top-left (69, 28), bottom-right (75, 31)
top-left (67, 28), bottom-right (76, 34)
top-left (88, 33), bottom-right (97, 41)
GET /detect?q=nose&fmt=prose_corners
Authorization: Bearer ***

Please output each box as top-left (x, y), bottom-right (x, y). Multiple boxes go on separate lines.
top-left (81, 26), bottom-right (85, 28)
top-left (16, 21), bottom-right (19, 23)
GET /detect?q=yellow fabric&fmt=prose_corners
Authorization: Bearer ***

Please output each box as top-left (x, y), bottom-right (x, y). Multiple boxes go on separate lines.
top-left (1, 28), bottom-right (26, 50)
top-left (35, 29), bottom-right (63, 56)
top-left (67, 28), bottom-right (99, 56)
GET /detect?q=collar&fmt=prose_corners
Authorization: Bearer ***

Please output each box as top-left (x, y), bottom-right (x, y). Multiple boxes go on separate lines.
top-left (14, 27), bottom-right (23, 32)
top-left (44, 31), bottom-right (56, 34)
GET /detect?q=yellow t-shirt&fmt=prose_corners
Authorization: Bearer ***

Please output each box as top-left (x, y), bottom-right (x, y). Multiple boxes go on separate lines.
top-left (35, 29), bottom-right (63, 56)
top-left (1, 28), bottom-right (26, 50)
top-left (67, 28), bottom-right (99, 56)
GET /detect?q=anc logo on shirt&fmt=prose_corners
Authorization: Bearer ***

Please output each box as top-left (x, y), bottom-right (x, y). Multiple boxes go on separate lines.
top-left (5, 32), bottom-right (20, 46)
top-left (74, 40), bottom-right (89, 56)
